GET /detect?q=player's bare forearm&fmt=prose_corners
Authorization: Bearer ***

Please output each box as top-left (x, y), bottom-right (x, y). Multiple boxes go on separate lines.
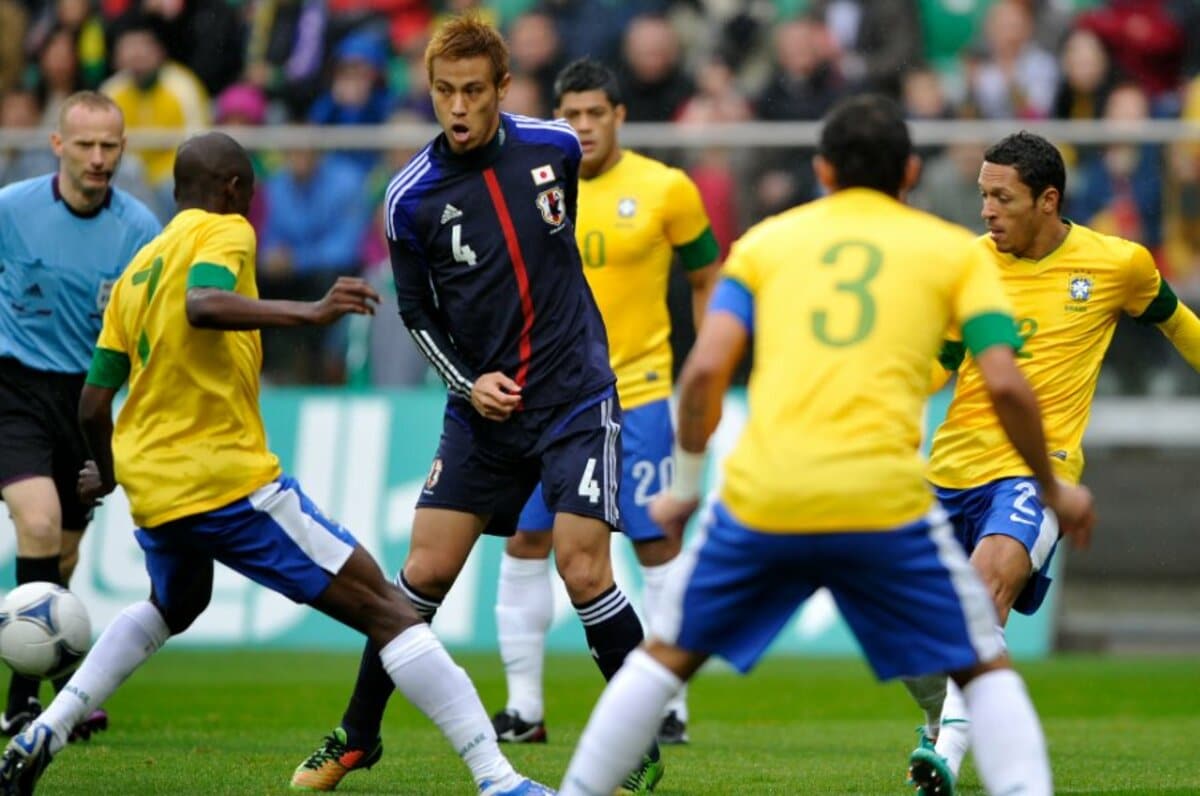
top-left (687, 262), bottom-right (720, 332)
top-left (974, 346), bottom-right (1058, 500)
top-left (186, 288), bottom-right (317, 329)
top-left (676, 312), bottom-right (748, 453)
top-left (186, 278), bottom-right (378, 330)
top-left (78, 384), bottom-right (118, 494)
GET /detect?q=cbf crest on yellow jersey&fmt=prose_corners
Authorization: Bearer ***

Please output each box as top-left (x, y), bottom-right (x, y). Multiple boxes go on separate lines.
top-left (87, 209), bottom-right (280, 528)
top-left (718, 189), bottom-right (1016, 532)
top-left (929, 223), bottom-right (1165, 488)
top-left (577, 151), bottom-right (718, 410)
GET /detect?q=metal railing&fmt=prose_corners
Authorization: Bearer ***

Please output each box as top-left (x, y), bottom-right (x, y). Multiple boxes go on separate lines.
top-left (4, 118), bottom-right (1200, 150)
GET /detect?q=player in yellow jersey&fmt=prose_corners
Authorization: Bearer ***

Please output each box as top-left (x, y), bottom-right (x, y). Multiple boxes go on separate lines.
top-left (558, 96), bottom-right (1095, 796)
top-left (904, 131), bottom-right (1200, 795)
top-left (491, 58), bottom-right (721, 751)
top-left (0, 133), bottom-right (553, 796)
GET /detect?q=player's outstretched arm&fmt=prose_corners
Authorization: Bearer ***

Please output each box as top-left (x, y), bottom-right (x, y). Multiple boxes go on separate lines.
top-left (650, 307), bottom-right (749, 538)
top-left (78, 384), bottom-right (118, 504)
top-left (975, 346), bottom-right (1095, 545)
top-left (185, 277), bottom-right (379, 330)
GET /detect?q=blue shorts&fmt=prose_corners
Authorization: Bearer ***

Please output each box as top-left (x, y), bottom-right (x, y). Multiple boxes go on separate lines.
top-left (417, 388), bottom-right (622, 536)
top-left (935, 477), bottom-right (1061, 615)
top-left (135, 476), bottom-right (359, 608)
top-left (651, 502), bottom-right (1003, 680)
top-left (517, 398), bottom-right (672, 541)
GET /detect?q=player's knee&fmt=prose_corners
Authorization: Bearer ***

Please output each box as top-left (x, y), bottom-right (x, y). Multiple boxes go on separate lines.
top-left (400, 557), bottom-right (455, 601)
top-left (151, 584), bottom-right (212, 636)
top-left (555, 551), bottom-right (611, 603)
top-left (156, 596), bottom-right (208, 636)
top-left (13, 512), bottom-right (61, 555)
top-left (507, 531), bottom-right (553, 559)
top-left (634, 536), bottom-right (680, 567)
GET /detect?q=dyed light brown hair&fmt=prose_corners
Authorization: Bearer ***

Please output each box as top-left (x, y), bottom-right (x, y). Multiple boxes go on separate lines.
top-left (425, 14), bottom-right (510, 86)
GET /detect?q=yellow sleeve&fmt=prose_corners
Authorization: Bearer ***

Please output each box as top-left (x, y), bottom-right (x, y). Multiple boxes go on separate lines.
top-left (1158, 301), bottom-right (1200, 372)
top-left (95, 277), bottom-right (128, 355)
top-left (664, 170), bottom-right (719, 270)
top-left (188, 216), bottom-right (256, 291)
top-left (952, 242), bottom-right (1013, 330)
top-left (1122, 244), bottom-right (1162, 316)
top-left (663, 169), bottom-right (711, 246)
top-left (721, 232), bottom-right (760, 295)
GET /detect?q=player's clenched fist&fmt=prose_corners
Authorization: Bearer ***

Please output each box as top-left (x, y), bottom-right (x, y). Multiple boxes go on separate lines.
top-left (310, 277), bottom-right (380, 325)
top-left (77, 459), bottom-right (114, 506)
top-left (1045, 481), bottom-right (1096, 549)
top-left (649, 493), bottom-right (699, 542)
top-left (470, 371), bottom-right (522, 421)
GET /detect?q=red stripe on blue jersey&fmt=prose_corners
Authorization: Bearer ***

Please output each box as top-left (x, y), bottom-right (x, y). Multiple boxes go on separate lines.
top-left (483, 167), bottom-right (535, 388)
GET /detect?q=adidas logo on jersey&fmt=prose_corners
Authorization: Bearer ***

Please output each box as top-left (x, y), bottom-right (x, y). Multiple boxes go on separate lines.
top-left (440, 204), bottom-right (463, 225)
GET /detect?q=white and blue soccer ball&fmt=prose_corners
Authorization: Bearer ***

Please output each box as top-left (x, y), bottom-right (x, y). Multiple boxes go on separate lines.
top-left (0, 582), bottom-right (91, 679)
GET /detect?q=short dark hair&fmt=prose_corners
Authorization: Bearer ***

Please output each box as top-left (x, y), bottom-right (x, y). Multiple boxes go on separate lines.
top-left (553, 58), bottom-right (623, 108)
top-left (818, 94), bottom-right (912, 196)
top-left (983, 131), bottom-right (1066, 208)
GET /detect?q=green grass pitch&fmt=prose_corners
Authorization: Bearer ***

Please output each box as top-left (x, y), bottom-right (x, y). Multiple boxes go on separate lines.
top-left (26, 651), bottom-right (1199, 794)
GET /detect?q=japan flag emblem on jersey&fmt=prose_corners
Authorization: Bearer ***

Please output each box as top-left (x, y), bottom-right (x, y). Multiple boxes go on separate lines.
top-left (531, 164), bottom-right (556, 185)
top-left (536, 186), bottom-right (566, 227)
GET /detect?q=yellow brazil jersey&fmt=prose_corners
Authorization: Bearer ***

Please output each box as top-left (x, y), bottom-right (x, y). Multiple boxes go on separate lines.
top-left (577, 151), bottom-right (718, 410)
top-left (719, 189), bottom-right (1015, 532)
top-left (929, 223), bottom-right (1164, 488)
top-left (88, 209), bottom-right (280, 528)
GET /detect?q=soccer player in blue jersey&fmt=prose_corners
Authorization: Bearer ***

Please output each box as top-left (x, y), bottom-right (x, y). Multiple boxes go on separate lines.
top-left (492, 58), bottom-right (721, 748)
top-left (0, 91), bottom-right (159, 739)
top-left (291, 14), bottom-right (661, 794)
top-left (558, 95), bottom-right (1095, 796)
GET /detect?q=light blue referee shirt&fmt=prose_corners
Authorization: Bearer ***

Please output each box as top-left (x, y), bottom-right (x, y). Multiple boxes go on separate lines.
top-left (0, 174), bottom-right (160, 373)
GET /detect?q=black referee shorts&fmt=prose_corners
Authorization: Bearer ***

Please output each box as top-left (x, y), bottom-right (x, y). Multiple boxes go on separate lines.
top-left (0, 357), bottom-right (94, 530)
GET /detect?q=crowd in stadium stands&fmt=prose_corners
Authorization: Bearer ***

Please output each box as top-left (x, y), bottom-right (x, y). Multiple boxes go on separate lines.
top-left (4, 0), bottom-right (1200, 390)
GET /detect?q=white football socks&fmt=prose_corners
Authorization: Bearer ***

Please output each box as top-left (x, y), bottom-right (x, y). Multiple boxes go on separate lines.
top-left (963, 669), bottom-right (1052, 796)
top-left (936, 679), bottom-right (971, 776)
top-left (902, 673), bottom-right (947, 740)
top-left (379, 623), bottom-right (521, 790)
top-left (40, 600), bottom-right (170, 753)
top-left (560, 648), bottom-right (681, 796)
top-left (495, 552), bottom-right (554, 723)
top-left (640, 559), bottom-right (688, 721)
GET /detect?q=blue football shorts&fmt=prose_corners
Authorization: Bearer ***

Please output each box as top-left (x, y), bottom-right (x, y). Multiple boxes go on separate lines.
top-left (934, 477), bottom-right (1060, 615)
top-left (650, 501), bottom-right (1004, 680)
top-left (136, 475), bottom-right (359, 608)
top-left (417, 388), bottom-right (623, 536)
top-left (517, 398), bottom-right (672, 541)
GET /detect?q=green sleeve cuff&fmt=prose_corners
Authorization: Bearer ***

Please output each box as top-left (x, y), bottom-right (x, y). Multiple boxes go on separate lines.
top-left (962, 312), bottom-right (1021, 357)
top-left (938, 340), bottom-right (966, 372)
top-left (187, 262), bottom-right (237, 291)
top-left (676, 227), bottom-right (720, 271)
top-left (1136, 279), bottom-right (1179, 325)
top-left (86, 346), bottom-right (131, 389)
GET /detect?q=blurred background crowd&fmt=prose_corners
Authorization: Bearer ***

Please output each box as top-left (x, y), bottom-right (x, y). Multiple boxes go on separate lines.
top-left (4, 0), bottom-right (1200, 392)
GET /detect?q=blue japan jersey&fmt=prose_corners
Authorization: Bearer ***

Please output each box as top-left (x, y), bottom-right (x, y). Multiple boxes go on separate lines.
top-left (0, 175), bottom-right (160, 373)
top-left (385, 113), bottom-right (614, 410)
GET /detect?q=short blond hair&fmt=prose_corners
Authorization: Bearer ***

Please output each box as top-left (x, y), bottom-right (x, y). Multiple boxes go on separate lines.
top-left (58, 91), bottom-right (123, 131)
top-left (425, 13), bottom-right (509, 86)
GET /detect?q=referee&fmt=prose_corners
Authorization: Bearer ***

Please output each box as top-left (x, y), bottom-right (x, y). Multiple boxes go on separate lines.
top-left (0, 91), bottom-right (159, 737)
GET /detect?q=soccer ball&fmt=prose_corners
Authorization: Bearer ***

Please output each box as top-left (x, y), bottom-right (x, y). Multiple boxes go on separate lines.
top-left (0, 582), bottom-right (91, 679)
